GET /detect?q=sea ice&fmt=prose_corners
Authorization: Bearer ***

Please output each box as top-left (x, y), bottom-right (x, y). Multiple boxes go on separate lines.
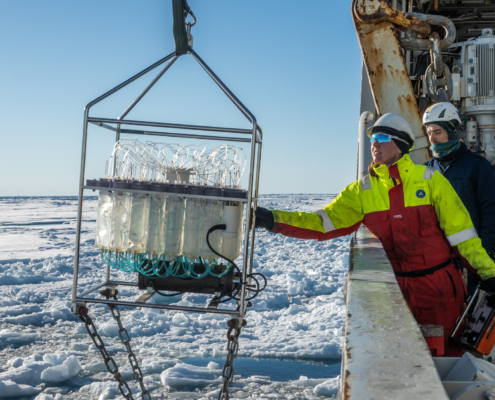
top-left (0, 328), bottom-right (39, 348)
top-left (0, 195), bottom-right (346, 398)
top-left (41, 355), bottom-right (81, 383)
top-left (313, 376), bottom-right (340, 397)
top-left (0, 379), bottom-right (43, 398)
top-left (161, 362), bottom-right (222, 390)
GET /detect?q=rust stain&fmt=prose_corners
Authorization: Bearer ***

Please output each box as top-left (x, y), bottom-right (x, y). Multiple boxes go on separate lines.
top-left (343, 370), bottom-right (351, 400)
top-left (353, 0), bottom-right (430, 38)
top-left (352, 0), bottom-right (423, 139)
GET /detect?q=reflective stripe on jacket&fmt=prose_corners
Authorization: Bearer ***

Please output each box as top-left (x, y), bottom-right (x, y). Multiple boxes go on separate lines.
top-left (271, 154), bottom-right (495, 280)
top-left (426, 147), bottom-right (495, 253)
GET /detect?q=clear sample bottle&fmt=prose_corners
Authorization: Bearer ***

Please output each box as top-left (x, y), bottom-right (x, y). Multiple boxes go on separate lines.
top-left (146, 183), bottom-right (169, 255)
top-left (201, 187), bottom-right (224, 260)
top-left (109, 181), bottom-right (132, 251)
top-left (95, 180), bottom-right (113, 249)
top-left (164, 184), bottom-right (187, 257)
top-left (182, 186), bottom-right (206, 259)
top-left (128, 182), bottom-right (150, 253)
top-left (221, 201), bottom-right (245, 260)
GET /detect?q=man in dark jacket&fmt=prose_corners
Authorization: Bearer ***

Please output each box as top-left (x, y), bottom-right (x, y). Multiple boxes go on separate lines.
top-left (423, 102), bottom-right (495, 297)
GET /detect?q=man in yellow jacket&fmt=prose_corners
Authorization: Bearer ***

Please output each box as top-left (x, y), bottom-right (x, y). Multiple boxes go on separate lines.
top-left (254, 113), bottom-right (495, 356)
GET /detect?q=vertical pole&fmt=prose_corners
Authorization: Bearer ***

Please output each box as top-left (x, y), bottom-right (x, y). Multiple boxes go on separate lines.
top-left (248, 139), bottom-right (262, 278)
top-left (239, 120), bottom-right (258, 319)
top-left (72, 111), bottom-right (90, 303)
top-left (358, 63), bottom-right (376, 178)
top-left (358, 112), bottom-right (374, 180)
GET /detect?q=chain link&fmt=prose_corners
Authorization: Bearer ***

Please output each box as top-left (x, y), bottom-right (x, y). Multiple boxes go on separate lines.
top-left (218, 318), bottom-right (246, 400)
top-left (78, 311), bottom-right (135, 400)
top-left (109, 304), bottom-right (152, 400)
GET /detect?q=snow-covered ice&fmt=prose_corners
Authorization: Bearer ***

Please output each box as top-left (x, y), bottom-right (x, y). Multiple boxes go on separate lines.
top-left (0, 195), bottom-right (349, 399)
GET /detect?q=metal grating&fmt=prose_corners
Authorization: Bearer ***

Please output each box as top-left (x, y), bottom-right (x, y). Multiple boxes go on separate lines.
top-left (477, 43), bottom-right (495, 97)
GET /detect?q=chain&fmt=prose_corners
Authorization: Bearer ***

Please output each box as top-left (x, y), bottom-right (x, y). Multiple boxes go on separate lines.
top-left (101, 289), bottom-right (152, 400)
top-left (109, 304), bottom-right (152, 400)
top-left (218, 318), bottom-right (247, 400)
top-left (77, 307), bottom-right (135, 400)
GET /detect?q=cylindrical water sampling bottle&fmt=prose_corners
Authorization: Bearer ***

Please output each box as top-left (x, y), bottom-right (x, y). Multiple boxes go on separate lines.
top-left (221, 200), bottom-right (245, 260)
top-left (146, 182), bottom-right (168, 255)
top-left (128, 181), bottom-right (150, 253)
top-left (164, 183), bottom-right (186, 257)
top-left (201, 187), bottom-right (224, 260)
top-left (109, 180), bottom-right (132, 251)
top-left (95, 179), bottom-right (113, 249)
top-left (182, 185), bottom-right (206, 259)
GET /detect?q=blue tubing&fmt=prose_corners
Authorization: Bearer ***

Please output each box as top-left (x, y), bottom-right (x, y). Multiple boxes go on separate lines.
top-left (101, 251), bottom-right (233, 279)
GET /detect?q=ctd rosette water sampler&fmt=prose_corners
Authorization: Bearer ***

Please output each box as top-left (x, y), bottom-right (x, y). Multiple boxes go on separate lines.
top-left (71, 3), bottom-right (265, 398)
top-left (72, 46), bottom-right (264, 310)
top-left (72, 5), bottom-right (266, 310)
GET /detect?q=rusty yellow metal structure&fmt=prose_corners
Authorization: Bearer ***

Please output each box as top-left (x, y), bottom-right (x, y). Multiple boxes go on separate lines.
top-left (352, 0), bottom-right (429, 164)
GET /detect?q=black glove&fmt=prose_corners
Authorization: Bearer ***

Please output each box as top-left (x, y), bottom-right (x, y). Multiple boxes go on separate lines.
top-left (254, 207), bottom-right (274, 230)
top-left (481, 277), bottom-right (495, 292)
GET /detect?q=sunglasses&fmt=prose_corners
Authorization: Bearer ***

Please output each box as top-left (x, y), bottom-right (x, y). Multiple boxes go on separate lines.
top-left (371, 133), bottom-right (409, 145)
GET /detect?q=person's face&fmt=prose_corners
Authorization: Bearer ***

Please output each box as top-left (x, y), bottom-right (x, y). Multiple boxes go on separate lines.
top-left (427, 124), bottom-right (449, 144)
top-left (371, 137), bottom-right (403, 166)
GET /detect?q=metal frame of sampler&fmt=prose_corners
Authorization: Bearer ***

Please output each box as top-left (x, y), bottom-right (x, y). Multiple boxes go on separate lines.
top-left (71, 47), bottom-right (263, 320)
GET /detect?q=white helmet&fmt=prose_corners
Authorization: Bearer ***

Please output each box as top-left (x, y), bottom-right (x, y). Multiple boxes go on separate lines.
top-left (422, 102), bottom-right (462, 126)
top-left (366, 113), bottom-right (416, 150)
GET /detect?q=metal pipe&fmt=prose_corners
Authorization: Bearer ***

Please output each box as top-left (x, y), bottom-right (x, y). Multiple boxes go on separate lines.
top-left (77, 282), bottom-right (109, 298)
top-left (358, 111), bottom-right (374, 179)
top-left (119, 128), bottom-right (252, 143)
top-left (106, 280), bottom-right (139, 286)
top-left (239, 120), bottom-right (258, 319)
top-left (87, 117), bottom-right (255, 135)
top-left (247, 141), bottom-right (263, 286)
top-left (76, 296), bottom-right (241, 315)
top-left (84, 52), bottom-right (176, 111)
top-left (84, 185), bottom-right (249, 203)
top-left (189, 49), bottom-right (256, 124)
top-left (72, 113), bottom-right (90, 303)
top-left (451, 286), bottom-right (480, 338)
top-left (89, 121), bottom-right (119, 132)
top-left (118, 56), bottom-right (179, 121)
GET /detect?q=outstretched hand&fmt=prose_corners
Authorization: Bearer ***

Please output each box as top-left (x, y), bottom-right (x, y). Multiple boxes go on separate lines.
top-left (481, 277), bottom-right (495, 293)
top-left (253, 207), bottom-right (274, 230)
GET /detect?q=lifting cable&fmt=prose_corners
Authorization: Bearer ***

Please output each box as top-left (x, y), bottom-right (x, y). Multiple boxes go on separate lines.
top-left (172, 0), bottom-right (195, 56)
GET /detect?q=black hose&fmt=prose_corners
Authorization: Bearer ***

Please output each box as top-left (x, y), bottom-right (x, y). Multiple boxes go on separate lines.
top-left (206, 224), bottom-right (267, 303)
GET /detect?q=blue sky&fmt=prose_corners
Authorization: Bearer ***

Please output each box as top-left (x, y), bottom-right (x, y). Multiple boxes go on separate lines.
top-left (0, 1), bottom-right (363, 196)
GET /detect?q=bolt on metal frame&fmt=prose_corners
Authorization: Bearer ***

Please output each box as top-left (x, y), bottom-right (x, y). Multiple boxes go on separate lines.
top-left (71, 48), bottom-right (263, 322)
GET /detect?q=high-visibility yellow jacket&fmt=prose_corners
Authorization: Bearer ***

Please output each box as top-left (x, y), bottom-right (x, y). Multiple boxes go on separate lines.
top-left (271, 154), bottom-right (495, 280)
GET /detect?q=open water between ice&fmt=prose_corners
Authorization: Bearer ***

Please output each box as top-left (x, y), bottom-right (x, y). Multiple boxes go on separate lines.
top-left (183, 356), bottom-right (341, 381)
